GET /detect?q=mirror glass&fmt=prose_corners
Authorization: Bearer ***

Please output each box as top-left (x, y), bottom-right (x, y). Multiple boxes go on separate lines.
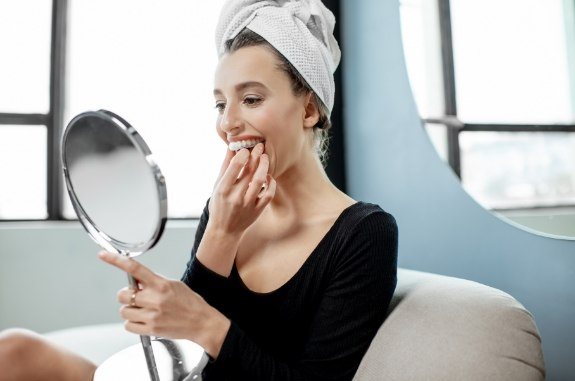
top-left (399, 0), bottom-right (575, 239)
top-left (63, 110), bottom-right (167, 255)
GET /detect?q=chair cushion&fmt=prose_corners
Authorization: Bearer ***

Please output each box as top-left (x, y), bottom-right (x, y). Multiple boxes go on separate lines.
top-left (353, 269), bottom-right (545, 381)
top-left (45, 323), bottom-right (138, 365)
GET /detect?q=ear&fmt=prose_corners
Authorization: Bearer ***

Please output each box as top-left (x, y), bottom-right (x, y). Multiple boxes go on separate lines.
top-left (302, 92), bottom-right (320, 129)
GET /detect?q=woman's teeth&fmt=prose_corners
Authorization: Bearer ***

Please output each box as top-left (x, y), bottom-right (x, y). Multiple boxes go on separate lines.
top-left (228, 139), bottom-right (264, 151)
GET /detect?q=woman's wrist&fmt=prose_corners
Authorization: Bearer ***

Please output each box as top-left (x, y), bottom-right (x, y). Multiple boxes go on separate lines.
top-left (198, 306), bottom-right (231, 360)
top-left (195, 223), bottom-right (242, 277)
top-left (204, 221), bottom-right (243, 242)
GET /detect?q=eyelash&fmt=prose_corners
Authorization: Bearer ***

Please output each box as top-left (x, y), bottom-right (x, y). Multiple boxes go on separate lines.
top-left (214, 96), bottom-right (263, 113)
top-left (215, 102), bottom-right (225, 113)
top-left (243, 96), bottom-right (263, 107)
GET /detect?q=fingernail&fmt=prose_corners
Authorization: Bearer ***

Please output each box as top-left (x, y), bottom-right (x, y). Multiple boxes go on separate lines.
top-left (240, 149), bottom-right (249, 162)
top-left (256, 143), bottom-right (264, 154)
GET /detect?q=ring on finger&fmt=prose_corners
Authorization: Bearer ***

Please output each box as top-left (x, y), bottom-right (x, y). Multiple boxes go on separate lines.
top-left (130, 289), bottom-right (138, 307)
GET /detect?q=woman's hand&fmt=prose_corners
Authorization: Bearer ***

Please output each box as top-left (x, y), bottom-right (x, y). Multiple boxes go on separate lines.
top-left (195, 143), bottom-right (277, 276)
top-left (208, 143), bottom-right (276, 237)
top-left (98, 251), bottom-right (231, 359)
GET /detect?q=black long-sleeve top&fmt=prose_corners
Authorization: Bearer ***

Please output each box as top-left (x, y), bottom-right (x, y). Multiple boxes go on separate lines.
top-left (181, 201), bottom-right (398, 380)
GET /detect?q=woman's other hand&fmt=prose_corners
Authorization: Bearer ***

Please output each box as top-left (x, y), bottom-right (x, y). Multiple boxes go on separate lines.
top-left (98, 251), bottom-right (230, 359)
top-left (209, 143), bottom-right (276, 236)
top-left (196, 143), bottom-right (276, 276)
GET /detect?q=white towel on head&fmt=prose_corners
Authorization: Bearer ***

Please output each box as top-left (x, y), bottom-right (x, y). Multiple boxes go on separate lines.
top-left (215, 0), bottom-right (341, 114)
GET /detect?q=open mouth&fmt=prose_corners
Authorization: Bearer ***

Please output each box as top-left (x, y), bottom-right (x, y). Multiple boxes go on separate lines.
top-left (228, 139), bottom-right (265, 152)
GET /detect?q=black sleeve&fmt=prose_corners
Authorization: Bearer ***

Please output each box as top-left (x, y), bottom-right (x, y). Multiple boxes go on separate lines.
top-left (181, 199), bottom-right (231, 314)
top-left (206, 211), bottom-right (399, 381)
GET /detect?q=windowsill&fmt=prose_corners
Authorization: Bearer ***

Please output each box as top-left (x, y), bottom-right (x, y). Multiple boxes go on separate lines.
top-left (0, 218), bottom-right (200, 230)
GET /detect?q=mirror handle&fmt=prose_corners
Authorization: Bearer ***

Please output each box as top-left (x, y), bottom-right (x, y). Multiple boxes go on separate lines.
top-left (127, 272), bottom-right (161, 381)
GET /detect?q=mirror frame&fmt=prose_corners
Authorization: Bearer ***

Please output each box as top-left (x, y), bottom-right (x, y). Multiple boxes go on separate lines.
top-left (61, 109), bottom-right (168, 255)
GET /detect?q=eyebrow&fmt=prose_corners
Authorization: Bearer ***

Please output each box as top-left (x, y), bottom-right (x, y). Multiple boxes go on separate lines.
top-left (213, 81), bottom-right (269, 96)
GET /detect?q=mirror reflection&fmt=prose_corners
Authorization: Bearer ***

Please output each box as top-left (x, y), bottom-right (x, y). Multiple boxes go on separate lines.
top-left (399, 0), bottom-right (575, 239)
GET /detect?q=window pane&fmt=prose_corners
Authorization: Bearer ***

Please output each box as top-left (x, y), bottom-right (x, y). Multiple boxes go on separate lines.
top-left (0, 126), bottom-right (47, 219)
top-left (399, 0), bottom-right (445, 118)
top-left (460, 131), bottom-right (575, 209)
top-left (451, 0), bottom-right (575, 123)
top-left (66, 0), bottom-right (226, 218)
top-left (0, 2), bottom-right (52, 113)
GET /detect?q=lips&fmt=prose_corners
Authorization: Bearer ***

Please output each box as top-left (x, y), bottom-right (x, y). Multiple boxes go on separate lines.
top-left (228, 138), bottom-right (265, 151)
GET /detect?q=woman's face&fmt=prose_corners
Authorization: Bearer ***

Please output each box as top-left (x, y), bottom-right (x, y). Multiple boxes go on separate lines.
top-left (213, 45), bottom-right (315, 178)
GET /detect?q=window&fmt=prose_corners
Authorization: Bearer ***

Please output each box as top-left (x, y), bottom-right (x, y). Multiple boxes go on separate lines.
top-left (0, 126), bottom-right (47, 218)
top-left (400, 0), bottom-right (575, 212)
top-left (0, 2), bottom-right (52, 219)
top-left (63, 0), bottom-right (227, 218)
top-left (0, 0), bottom-right (233, 220)
top-left (0, 0), bottom-right (345, 221)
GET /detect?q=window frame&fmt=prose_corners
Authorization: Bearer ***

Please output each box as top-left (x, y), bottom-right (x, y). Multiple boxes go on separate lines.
top-left (0, 0), bottom-right (66, 222)
top-left (429, 0), bottom-right (575, 210)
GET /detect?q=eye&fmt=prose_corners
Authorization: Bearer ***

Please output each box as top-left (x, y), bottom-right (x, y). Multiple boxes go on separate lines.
top-left (214, 101), bottom-right (226, 113)
top-left (243, 96), bottom-right (263, 107)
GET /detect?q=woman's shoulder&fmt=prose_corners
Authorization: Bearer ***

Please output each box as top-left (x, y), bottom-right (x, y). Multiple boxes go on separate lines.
top-left (321, 200), bottom-right (397, 259)
top-left (330, 201), bottom-right (398, 258)
top-left (323, 201), bottom-right (397, 279)
top-left (338, 201), bottom-right (397, 232)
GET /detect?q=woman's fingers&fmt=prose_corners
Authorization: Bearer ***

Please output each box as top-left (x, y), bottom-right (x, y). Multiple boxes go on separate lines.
top-left (98, 252), bottom-right (159, 287)
top-left (233, 144), bottom-right (266, 198)
top-left (244, 153), bottom-right (270, 203)
top-left (117, 287), bottom-right (148, 307)
top-left (215, 148), bottom-right (235, 187)
top-left (116, 285), bottom-right (167, 312)
top-left (217, 143), bottom-right (266, 195)
top-left (117, 287), bottom-right (133, 305)
top-left (217, 148), bottom-right (250, 191)
top-left (256, 175), bottom-right (276, 209)
top-left (119, 305), bottom-right (149, 323)
top-left (124, 321), bottom-right (148, 336)
top-left (237, 143), bottom-right (264, 182)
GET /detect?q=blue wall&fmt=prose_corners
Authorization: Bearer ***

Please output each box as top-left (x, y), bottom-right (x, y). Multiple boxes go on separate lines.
top-left (342, 1), bottom-right (575, 380)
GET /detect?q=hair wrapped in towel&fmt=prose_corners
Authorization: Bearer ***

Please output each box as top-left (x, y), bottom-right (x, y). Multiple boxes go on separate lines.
top-left (215, 0), bottom-right (341, 114)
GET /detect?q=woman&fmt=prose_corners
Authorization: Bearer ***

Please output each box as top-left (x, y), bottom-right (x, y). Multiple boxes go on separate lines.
top-left (0, 1), bottom-right (397, 380)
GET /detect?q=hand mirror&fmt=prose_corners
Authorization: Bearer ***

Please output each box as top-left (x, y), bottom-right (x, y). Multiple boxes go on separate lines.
top-left (62, 110), bottom-right (206, 380)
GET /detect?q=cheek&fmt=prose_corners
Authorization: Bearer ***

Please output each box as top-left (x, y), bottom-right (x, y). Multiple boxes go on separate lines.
top-left (262, 130), bottom-right (293, 177)
top-left (257, 108), bottom-right (292, 139)
top-left (215, 120), bottom-right (227, 143)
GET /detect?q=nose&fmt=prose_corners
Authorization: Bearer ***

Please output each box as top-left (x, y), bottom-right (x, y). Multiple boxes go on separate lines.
top-left (220, 103), bottom-right (243, 134)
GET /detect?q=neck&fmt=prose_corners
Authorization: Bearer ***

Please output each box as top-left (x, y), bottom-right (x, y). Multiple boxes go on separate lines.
top-left (266, 150), bottom-right (343, 219)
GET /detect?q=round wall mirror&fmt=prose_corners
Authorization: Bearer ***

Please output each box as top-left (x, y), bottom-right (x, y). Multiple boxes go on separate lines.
top-left (399, 0), bottom-right (575, 240)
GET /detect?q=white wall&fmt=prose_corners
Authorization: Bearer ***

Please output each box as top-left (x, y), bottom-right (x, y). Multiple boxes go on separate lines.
top-left (0, 221), bottom-right (197, 333)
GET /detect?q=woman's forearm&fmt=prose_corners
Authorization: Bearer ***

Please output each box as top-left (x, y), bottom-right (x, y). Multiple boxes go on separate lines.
top-left (194, 222), bottom-right (242, 277)
top-left (196, 306), bottom-right (232, 360)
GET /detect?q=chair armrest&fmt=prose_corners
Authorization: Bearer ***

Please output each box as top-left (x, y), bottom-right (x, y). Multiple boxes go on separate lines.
top-left (353, 269), bottom-right (545, 381)
top-left (45, 323), bottom-right (138, 365)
